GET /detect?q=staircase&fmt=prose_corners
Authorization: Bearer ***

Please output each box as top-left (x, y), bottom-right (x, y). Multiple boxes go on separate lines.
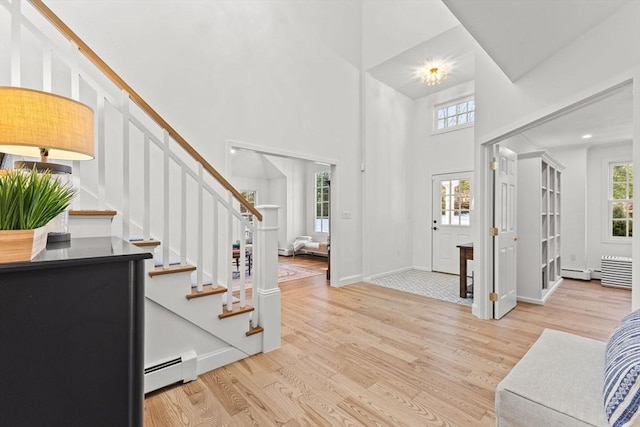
top-left (2, 0), bottom-right (281, 393)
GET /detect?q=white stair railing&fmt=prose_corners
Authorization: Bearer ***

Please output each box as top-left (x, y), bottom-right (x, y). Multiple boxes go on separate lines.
top-left (0, 0), bottom-right (281, 344)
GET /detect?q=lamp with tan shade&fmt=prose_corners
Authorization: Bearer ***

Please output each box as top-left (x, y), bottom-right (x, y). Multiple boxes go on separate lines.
top-left (0, 86), bottom-right (95, 242)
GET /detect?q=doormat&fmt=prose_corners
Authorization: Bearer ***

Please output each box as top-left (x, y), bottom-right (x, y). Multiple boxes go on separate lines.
top-left (367, 269), bottom-right (472, 307)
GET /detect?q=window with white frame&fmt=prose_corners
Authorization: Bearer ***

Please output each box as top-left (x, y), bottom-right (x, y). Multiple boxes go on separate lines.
top-left (434, 97), bottom-right (475, 132)
top-left (440, 178), bottom-right (471, 226)
top-left (314, 171), bottom-right (330, 233)
top-left (609, 162), bottom-right (633, 238)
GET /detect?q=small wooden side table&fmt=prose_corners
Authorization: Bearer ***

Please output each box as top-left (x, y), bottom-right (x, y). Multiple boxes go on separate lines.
top-left (456, 242), bottom-right (474, 298)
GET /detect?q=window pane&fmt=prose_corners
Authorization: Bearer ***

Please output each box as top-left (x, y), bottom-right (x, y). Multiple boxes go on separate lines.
top-left (447, 106), bottom-right (456, 116)
top-left (314, 219), bottom-right (322, 233)
top-left (441, 210), bottom-right (449, 225)
top-left (612, 220), bottom-right (627, 237)
top-left (468, 100), bottom-right (475, 111)
top-left (437, 119), bottom-right (445, 129)
top-left (630, 183), bottom-right (634, 200)
top-left (612, 202), bottom-right (627, 219)
top-left (447, 117), bottom-right (457, 127)
top-left (468, 111), bottom-right (475, 122)
top-left (457, 103), bottom-right (467, 114)
top-left (630, 203), bottom-right (634, 219)
top-left (613, 165), bottom-right (627, 182)
top-left (437, 108), bottom-right (445, 119)
top-left (630, 220), bottom-right (633, 237)
top-left (322, 203), bottom-right (329, 216)
top-left (613, 183), bottom-right (627, 200)
top-left (322, 219), bottom-right (329, 233)
top-left (628, 165), bottom-right (634, 182)
top-left (460, 210), bottom-right (470, 226)
top-left (452, 210), bottom-right (460, 225)
top-left (458, 114), bottom-right (467, 124)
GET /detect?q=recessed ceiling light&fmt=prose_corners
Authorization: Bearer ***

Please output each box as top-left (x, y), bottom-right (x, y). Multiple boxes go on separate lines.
top-left (582, 134), bottom-right (593, 139)
top-left (230, 148), bottom-right (236, 154)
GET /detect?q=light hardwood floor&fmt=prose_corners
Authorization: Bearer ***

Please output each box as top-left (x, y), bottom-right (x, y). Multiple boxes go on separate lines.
top-left (144, 270), bottom-right (630, 426)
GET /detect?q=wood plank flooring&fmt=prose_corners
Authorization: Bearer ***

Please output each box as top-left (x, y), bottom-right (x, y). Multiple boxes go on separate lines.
top-left (144, 271), bottom-right (631, 426)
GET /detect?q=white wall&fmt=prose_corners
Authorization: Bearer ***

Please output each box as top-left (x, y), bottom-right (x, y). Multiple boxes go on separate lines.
top-left (363, 74), bottom-right (414, 278)
top-left (473, 1), bottom-right (640, 317)
top-left (47, 0), bottom-right (364, 286)
top-left (411, 81), bottom-right (475, 271)
top-left (551, 146), bottom-right (589, 272)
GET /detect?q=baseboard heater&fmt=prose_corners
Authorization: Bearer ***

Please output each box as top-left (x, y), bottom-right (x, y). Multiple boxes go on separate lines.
top-left (561, 268), bottom-right (592, 281)
top-left (601, 255), bottom-right (632, 288)
top-left (144, 350), bottom-right (197, 394)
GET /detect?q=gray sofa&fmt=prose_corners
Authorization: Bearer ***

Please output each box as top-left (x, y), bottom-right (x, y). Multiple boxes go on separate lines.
top-left (495, 329), bottom-right (609, 427)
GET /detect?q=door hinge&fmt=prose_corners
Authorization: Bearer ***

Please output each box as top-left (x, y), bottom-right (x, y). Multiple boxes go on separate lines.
top-left (489, 227), bottom-right (499, 237)
top-left (489, 292), bottom-right (499, 302)
top-left (489, 161), bottom-right (498, 170)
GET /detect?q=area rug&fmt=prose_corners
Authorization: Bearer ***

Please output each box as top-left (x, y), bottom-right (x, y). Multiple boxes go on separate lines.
top-left (232, 263), bottom-right (324, 288)
top-left (367, 269), bottom-right (473, 307)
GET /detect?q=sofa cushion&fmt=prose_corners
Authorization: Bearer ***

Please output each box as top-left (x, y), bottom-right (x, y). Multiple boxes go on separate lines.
top-left (496, 329), bottom-right (608, 427)
top-left (604, 310), bottom-right (640, 427)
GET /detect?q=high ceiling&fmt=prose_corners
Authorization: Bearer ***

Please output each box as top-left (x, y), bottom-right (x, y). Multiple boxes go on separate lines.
top-left (367, 0), bottom-right (634, 150)
top-left (367, 25), bottom-right (476, 100)
top-left (442, 0), bottom-right (631, 82)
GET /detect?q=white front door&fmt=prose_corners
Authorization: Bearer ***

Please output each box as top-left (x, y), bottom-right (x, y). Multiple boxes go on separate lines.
top-left (432, 172), bottom-right (473, 274)
top-left (494, 145), bottom-right (518, 319)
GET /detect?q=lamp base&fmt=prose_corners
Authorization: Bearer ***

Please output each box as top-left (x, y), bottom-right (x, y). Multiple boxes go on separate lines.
top-left (47, 232), bottom-right (71, 243)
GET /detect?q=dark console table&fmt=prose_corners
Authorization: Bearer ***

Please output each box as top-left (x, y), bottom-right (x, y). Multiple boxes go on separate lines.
top-left (0, 237), bottom-right (152, 427)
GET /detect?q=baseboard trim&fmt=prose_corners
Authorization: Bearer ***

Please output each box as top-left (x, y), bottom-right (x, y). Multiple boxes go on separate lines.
top-left (335, 274), bottom-right (362, 287)
top-left (196, 347), bottom-right (249, 376)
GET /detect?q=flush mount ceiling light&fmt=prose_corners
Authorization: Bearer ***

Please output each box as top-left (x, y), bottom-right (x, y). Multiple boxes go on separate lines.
top-left (582, 134), bottom-right (593, 139)
top-left (418, 61), bottom-right (449, 86)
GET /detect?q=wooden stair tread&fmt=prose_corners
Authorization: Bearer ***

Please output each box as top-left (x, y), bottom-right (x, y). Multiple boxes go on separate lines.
top-left (246, 326), bottom-right (264, 336)
top-left (149, 264), bottom-right (196, 277)
top-left (69, 210), bottom-right (117, 217)
top-left (186, 285), bottom-right (226, 300)
top-left (131, 240), bottom-right (161, 248)
top-left (219, 303), bottom-right (255, 319)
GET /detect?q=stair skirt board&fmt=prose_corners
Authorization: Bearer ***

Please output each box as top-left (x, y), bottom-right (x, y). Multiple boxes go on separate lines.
top-left (144, 347), bottom-right (248, 394)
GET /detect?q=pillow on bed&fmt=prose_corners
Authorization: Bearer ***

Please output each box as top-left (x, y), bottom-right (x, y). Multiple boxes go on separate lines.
top-left (604, 310), bottom-right (640, 427)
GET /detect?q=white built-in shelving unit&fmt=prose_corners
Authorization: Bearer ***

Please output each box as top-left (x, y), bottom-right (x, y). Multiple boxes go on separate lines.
top-left (516, 151), bottom-right (565, 304)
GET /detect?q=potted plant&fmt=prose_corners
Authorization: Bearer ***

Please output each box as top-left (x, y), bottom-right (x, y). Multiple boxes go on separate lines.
top-left (0, 168), bottom-right (76, 262)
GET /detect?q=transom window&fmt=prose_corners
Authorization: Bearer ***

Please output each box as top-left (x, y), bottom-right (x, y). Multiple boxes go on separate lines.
top-left (315, 171), bottom-right (330, 233)
top-left (609, 162), bottom-right (633, 238)
top-left (441, 179), bottom-right (470, 226)
top-left (434, 97), bottom-right (475, 132)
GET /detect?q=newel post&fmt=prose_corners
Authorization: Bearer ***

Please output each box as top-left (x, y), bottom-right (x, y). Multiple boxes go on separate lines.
top-left (255, 205), bottom-right (281, 352)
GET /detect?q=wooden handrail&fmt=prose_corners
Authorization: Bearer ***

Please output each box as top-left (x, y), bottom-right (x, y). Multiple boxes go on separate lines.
top-left (28, 0), bottom-right (262, 221)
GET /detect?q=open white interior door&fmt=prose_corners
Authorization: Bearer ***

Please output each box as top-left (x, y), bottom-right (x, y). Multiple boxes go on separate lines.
top-left (494, 145), bottom-right (518, 319)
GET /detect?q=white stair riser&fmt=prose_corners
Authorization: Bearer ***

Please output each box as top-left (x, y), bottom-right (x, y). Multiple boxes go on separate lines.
top-left (68, 215), bottom-right (113, 238)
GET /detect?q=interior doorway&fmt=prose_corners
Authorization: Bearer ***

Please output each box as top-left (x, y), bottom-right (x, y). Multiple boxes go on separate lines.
top-left (478, 79), bottom-right (636, 320)
top-left (226, 141), bottom-right (337, 285)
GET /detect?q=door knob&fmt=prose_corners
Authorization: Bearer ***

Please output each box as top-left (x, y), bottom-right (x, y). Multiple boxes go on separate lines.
top-left (513, 236), bottom-right (520, 241)
top-left (432, 226), bottom-right (439, 231)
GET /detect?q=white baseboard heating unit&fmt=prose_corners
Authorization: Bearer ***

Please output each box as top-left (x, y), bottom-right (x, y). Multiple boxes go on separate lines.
top-left (144, 350), bottom-right (197, 394)
top-left (601, 255), bottom-right (632, 288)
top-left (561, 268), bottom-right (592, 281)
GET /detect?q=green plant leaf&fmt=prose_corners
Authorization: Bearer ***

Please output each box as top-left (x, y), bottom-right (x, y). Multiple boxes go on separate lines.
top-left (0, 168), bottom-right (76, 230)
